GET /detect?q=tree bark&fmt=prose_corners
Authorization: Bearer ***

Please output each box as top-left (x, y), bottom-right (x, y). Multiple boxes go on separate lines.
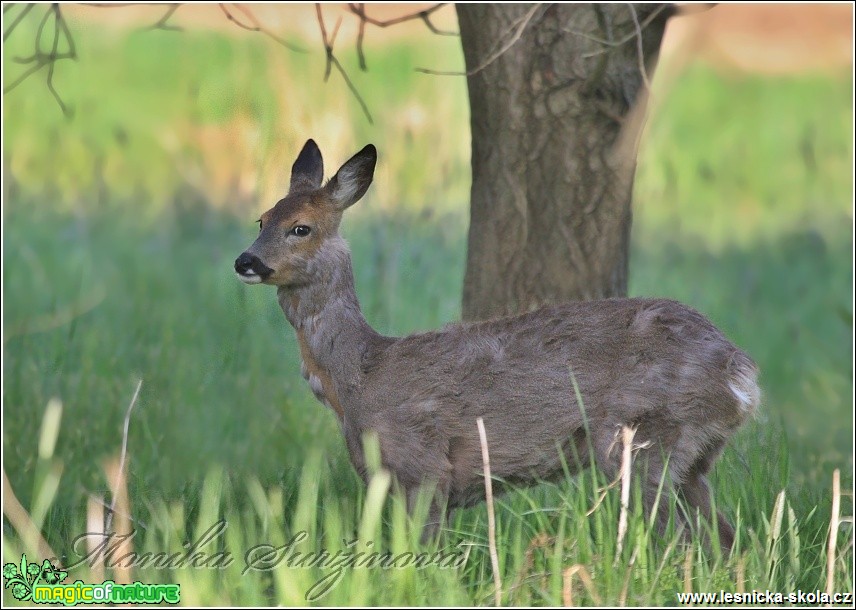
top-left (456, 4), bottom-right (670, 321)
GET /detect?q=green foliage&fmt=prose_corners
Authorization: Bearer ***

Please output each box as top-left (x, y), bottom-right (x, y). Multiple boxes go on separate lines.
top-left (2, 14), bottom-right (852, 606)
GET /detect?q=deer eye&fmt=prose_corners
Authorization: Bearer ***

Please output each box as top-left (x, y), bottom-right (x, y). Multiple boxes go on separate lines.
top-left (291, 225), bottom-right (311, 237)
top-left (256, 219), bottom-right (263, 230)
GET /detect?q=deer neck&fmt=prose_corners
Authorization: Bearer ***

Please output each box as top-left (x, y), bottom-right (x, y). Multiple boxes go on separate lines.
top-left (277, 237), bottom-right (378, 419)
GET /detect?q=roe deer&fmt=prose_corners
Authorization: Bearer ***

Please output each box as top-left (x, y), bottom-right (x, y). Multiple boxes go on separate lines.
top-left (234, 140), bottom-right (760, 550)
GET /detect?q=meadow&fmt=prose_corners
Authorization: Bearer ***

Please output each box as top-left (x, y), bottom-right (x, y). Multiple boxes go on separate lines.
top-left (3, 7), bottom-right (853, 605)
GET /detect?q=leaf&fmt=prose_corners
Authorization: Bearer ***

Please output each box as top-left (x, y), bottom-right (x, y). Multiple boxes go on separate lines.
top-left (19, 555), bottom-right (27, 584)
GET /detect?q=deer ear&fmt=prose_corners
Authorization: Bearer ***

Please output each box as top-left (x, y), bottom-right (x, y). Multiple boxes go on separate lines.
top-left (325, 144), bottom-right (377, 210)
top-left (290, 139), bottom-right (324, 193)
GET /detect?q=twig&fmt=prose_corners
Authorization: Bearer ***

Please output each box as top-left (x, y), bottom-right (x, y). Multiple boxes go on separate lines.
top-left (355, 3), bottom-right (367, 70)
top-left (328, 16), bottom-right (343, 52)
top-left (3, 3), bottom-right (34, 42)
top-left (218, 3), bottom-right (304, 52)
top-left (588, 426), bottom-right (651, 518)
top-left (315, 3), bottom-right (373, 124)
top-left (477, 417), bottom-right (502, 606)
top-left (417, 3), bottom-right (544, 77)
top-left (586, 473), bottom-right (622, 516)
top-left (627, 3), bottom-right (651, 91)
top-left (616, 425), bottom-right (635, 556)
top-left (348, 3), bottom-right (456, 36)
top-left (47, 5), bottom-right (71, 117)
top-left (567, 4), bottom-right (668, 58)
top-left (145, 3), bottom-right (182, 32)
top-left (3, 61), bottom-right (48, 93)
top-left (105, 379), bottom-right (142, 534)
top-left (826, 469), bottom-right (841, 601)
top-left (316, 3), bottom-right (333, 80)
top-left (4, 4), bottom-right (76, 117)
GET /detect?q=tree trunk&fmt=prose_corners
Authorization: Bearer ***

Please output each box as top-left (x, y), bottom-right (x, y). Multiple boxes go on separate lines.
top-left (456, 4), bottom-right (670, 321)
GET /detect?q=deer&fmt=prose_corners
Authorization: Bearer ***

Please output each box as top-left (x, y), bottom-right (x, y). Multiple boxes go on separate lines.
top-left (234, 140), bottom-right (761, 551)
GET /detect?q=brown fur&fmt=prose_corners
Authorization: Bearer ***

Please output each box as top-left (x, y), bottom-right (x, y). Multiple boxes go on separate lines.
top-left (236, 141), bottom-right (761, 551)
top-left (295, 327), bottom-right (345, 420)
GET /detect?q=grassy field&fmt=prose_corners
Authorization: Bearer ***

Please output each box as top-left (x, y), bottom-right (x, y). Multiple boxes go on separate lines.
top-left (3, 7), bottom-right (853, 606)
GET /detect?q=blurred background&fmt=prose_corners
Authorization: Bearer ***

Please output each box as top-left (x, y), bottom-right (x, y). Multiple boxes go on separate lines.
top-left (3, 3), bottom-right (852, 545)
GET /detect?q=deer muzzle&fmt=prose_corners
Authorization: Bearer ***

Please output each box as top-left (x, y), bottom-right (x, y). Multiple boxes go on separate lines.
top-left (234, 252), bottom-right (273, 285)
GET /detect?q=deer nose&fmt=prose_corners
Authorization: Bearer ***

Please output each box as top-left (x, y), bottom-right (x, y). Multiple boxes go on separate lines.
top-left (234, 252), bottom-right (255, 274)
top-left (234, 252), bottom-right (273, 280)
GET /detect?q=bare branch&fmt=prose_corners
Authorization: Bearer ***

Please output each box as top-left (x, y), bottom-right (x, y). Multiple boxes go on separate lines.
top-left (355, 3), bottom-right (367, 70)
top-left (316, 3), bottom-right (332, 81)
top-left (3, 60), bottom-right (48, 93)
top-left (47, 6), bottom-right (71, 117)
top-left (349, 2), bottom-right (456, 72)
top-left (55, 3), bottom-right (77, 58)
top-left (328, 14), bottom-right (343, 49)
top-left (348, 3), bottom-right (456, 35)
top-left (568, 4), bottom-right (667, 48)
top-left (4, 4), bottom-right (76, 117)
top-left (315, 3), bottom-right (373, 124)
top-left (418, 9), bottom-right (457, 37)
top-left (144, 3), bottom-right (182, 32)
top-left (35, 3), bottom-right (53, 49)
top-left (13, 3), bottom-right (376, 122)
top-left (627, 3), bottom-right (651, 91)
top-left (572, 4), bottom-right (669, 61)
top-left (3, 3), bottom-right (34, 42)
top-left (218, 3), bottom-right (305, 53)
top-left (417, 3), bottom-right (545, 76)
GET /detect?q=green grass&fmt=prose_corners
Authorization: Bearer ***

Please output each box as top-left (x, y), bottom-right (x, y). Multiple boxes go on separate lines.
top-left (3, 8), bottom-right (853, 606)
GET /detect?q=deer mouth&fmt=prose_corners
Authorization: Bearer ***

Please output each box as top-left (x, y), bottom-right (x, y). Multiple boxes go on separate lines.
top-left (236, 270), bottom-right (264, 284)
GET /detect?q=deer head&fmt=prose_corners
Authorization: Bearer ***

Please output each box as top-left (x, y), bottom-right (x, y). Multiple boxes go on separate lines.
top-left (234, 140), bottom-right (376, 287)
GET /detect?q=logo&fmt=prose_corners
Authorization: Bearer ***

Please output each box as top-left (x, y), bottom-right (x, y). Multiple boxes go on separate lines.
top-left (3, 555), bottom-right (68, 602)
top-left (3, 554), bottom-right (180, 605)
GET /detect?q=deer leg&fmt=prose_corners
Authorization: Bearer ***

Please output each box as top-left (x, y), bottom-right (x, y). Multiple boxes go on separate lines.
top-left (679, 472), bottom-right (735, 553)
top-left (636, 451), bottom-right (680, 542)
